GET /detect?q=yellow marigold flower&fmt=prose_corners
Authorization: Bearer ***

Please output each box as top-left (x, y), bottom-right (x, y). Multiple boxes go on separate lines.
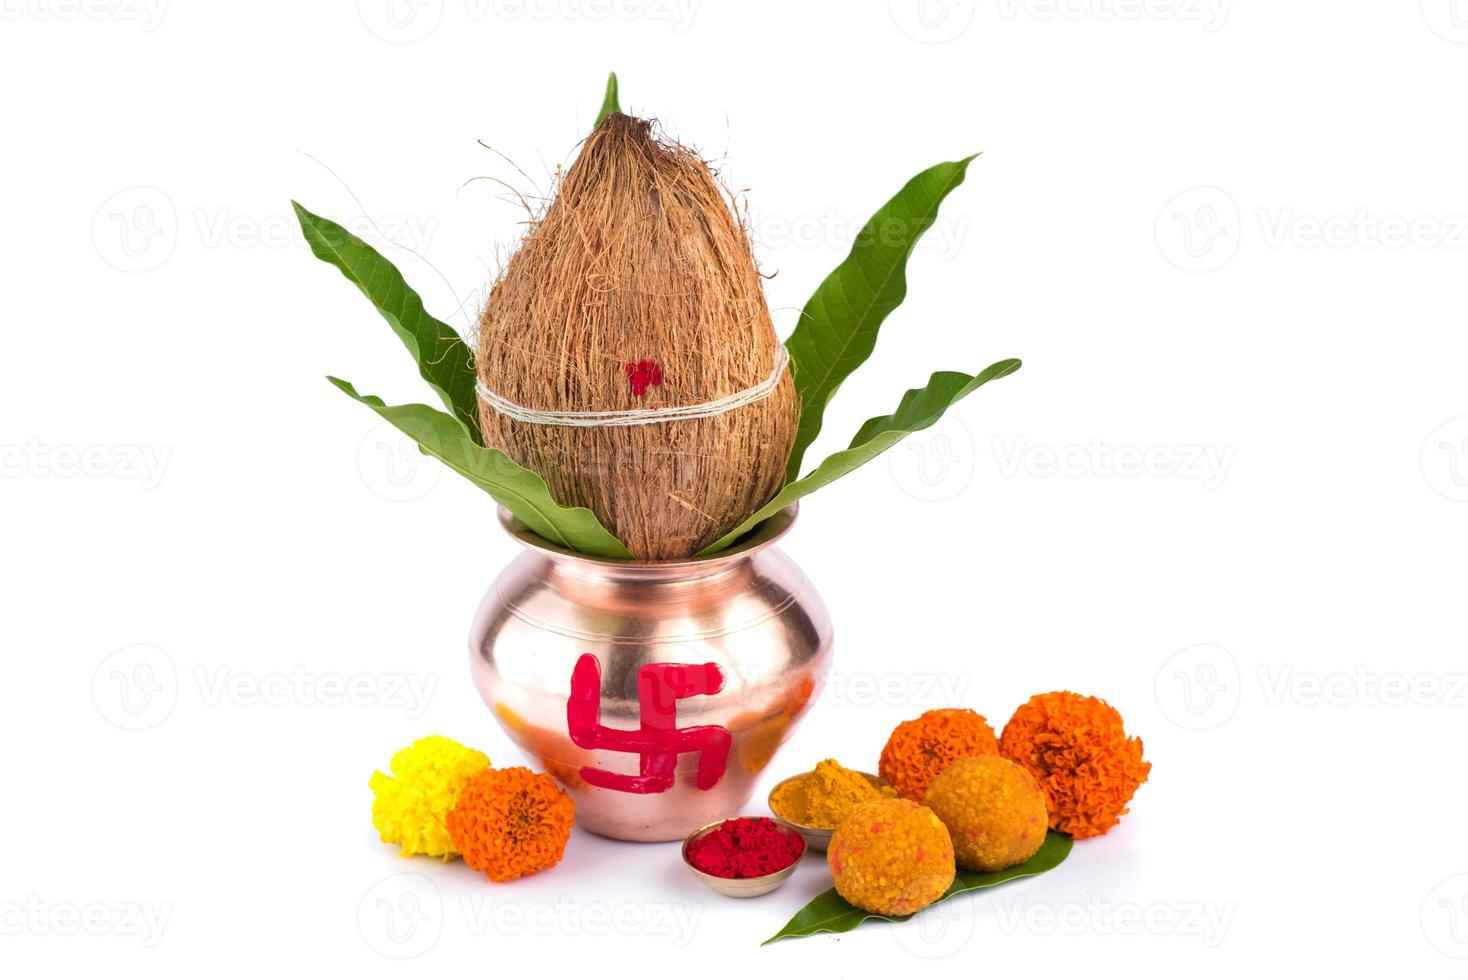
top-left (369, 736), bottom-right (490, 859)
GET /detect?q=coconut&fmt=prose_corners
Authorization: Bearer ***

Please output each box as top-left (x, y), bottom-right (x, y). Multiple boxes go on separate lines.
top-left (475, 114), bottom-right (797, 559)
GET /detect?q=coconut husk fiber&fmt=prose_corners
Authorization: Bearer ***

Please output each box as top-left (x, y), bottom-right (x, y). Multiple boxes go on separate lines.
top-left (475, 113), bottom-right (797, 559)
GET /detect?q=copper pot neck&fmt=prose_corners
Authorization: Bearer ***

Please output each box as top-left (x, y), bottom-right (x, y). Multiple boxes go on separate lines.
top-left (497, 506), bottom-right (798, 585)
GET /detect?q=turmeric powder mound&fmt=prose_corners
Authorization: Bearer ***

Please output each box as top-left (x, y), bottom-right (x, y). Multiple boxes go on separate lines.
top-left (771, 759), bottom-right (895, 830)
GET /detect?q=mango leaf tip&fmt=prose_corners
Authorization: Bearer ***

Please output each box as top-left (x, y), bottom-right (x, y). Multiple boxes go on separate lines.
top-left (782, 154), bottom-right (987, 481)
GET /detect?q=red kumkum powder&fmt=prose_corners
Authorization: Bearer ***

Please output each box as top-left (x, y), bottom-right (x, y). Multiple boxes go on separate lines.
top-left (686, 817), bottom-right (804, 879)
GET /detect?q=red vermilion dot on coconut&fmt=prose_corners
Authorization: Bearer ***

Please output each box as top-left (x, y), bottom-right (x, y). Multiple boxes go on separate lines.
top-left (626, 359), bottom-right (663, 397)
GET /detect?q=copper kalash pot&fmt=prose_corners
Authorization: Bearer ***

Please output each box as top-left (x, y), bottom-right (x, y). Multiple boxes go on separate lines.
top-left (469, 506), bottom-right (832, 842)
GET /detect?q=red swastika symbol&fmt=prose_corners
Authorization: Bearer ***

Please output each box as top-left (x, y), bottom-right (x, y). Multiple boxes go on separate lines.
top-left (565, 653), bottom-right (731, 794)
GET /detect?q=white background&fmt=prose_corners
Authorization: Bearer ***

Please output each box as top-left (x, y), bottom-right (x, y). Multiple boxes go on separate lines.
top-left (4, 0), bottom-right (1468, 975)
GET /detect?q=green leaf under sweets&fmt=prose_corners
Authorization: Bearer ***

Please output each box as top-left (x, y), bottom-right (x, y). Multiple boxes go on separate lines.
top-left (594, 72), bottom-right (620, 128)
top-left (698, 359), bottom-right (1021, 555)
top-left (783, 156), bottom-right (980, 483)
top-left (293, 202), bottom-right (481, 441)
top-left (763, 830), bottom-right (1072, 945)
top-left (329, 377), bottom-right (633, 559)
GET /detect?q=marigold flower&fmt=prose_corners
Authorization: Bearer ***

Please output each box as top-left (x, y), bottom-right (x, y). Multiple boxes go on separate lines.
top-left (878, 708), bottom-right (999, 801)
top-left (999, 691), bottom-right (1150, 839)
top-left (447, 767), bottom-right (575, 882)
top-left (369, 736), bottom-right (490, 859)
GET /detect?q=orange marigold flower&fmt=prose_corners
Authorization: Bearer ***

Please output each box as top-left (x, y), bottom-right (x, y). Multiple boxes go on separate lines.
top-left (447, 767), bottom-right (575, 882)
top-left (879, 708), bottom-right (999, 801)
top-left (999, 691), bottom-right (1150, 840)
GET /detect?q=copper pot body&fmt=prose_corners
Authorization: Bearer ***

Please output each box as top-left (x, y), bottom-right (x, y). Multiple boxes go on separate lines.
top-left (468, 507), bottom-right (833, 842)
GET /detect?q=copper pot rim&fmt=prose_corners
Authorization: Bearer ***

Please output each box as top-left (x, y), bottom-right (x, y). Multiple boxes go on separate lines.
top-left (498, 504), bottom-right (799, 571)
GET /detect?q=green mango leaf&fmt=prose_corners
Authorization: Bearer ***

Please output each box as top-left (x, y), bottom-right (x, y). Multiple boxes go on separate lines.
top-left (699, 359), bottom-right (1021, 554)
top-left (784, 156), bottom-right (980, 483)
top-left (329, 377), bottom-right (633, 559)
top-left (293, 201), bottom-right (481, 441)
top-left (594, 72), bottom-right (620, 128)
top-left (763, 830), bottom-right (1072, 945)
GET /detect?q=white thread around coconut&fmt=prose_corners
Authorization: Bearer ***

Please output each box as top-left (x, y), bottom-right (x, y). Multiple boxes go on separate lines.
top-left (475, 345), bottom-right (790, 428)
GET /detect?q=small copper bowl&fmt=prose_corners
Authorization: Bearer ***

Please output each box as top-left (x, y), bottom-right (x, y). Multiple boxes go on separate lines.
top-left (681, 818), bottom-right (806, 898)
top-left (768, 771), bottom-right (894, 853)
